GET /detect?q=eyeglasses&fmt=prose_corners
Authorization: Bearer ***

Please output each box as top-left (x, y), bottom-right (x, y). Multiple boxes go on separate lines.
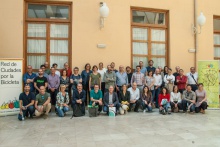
top-left (25, 84), bottom-right (30, 86)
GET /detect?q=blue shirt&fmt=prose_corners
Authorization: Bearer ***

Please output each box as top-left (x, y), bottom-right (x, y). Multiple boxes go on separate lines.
top-left (146, 66), bottom-right (156, 73)
top-left (116, 72), bottom-right (128, 86)
top-left (140, 67), bottom-right (147, 75)
top-left (23, 72), bottom-right (37, 92)
top-left (70, 74), bottom-right (81, 90)
top-left (81, 70), bottom-right (92, 85)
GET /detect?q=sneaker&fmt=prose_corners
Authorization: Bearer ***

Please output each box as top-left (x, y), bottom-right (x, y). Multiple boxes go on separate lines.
top-left (43, 114), bottom-right (48, 119)
top-left (168, 111), bottom-right (171, 115)
top-left (143, 109), bottom-right (146, 113)
top-left (97, 111), bottom-right (100, 115)
top-left (183, 111), bottom-right (186, 113)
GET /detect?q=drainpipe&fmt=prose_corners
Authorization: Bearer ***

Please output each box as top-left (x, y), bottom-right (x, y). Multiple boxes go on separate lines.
top-left (194, 0), bottom-right (198, 69)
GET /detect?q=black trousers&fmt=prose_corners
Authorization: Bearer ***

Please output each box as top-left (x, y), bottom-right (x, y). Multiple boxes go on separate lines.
top-left (101, 82), bottom-right (105, 97)
top-left (129, 99), bottom-right (142, 111)
top-left (48, 89), bottom-right (58, 105)
top-left (195, 102), bottom-right (208, 113)
top-left (170, 102), bottom-right (182, 110)
top-left (95, 102), bottom-right (102, 112)
top-left (83, 84), bottom-right (90, 105)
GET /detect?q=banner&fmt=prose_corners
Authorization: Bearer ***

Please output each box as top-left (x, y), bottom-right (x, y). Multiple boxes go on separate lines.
top-left (198, 60), bottom-right (219, 108)
top-left (0, 59), bottom-right (23, 116)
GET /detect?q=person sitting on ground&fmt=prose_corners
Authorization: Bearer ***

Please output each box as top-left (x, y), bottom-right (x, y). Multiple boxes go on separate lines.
top-left (90, 84), bottom-right (103, 115)
top-left (18, 84), bottom-right (35, 121)
top-left (56, 84), bottom-right (69, 117)
top-left (170, 85), bottom-right (182, 112)
top-left (35, 86), bottom-right (51, 119)
top-left (72, 83), bottom-right (86, 116)
top-left (159, 87), bottom-right (171, 115)
top-left (118, 84), bottom-right (130, 114)
top-left (181, 85), bottom-right (196, 113)
top-left (103, 85), bottom-right (120, 115)
top-left (195, 83), bottom-right (208, 114)
top-left (127, 82), bottom-right (142, 112)
top-left (141, 85), bottom-right (153, 113)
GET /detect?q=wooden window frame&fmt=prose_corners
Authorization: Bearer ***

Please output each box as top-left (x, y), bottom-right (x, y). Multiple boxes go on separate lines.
top-left (130, 7), bottom-right (169, 69)
top-left (23, 1), bottom-right (72, 72)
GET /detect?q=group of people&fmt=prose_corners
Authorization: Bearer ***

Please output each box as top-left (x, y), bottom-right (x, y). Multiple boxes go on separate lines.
top-left (18, 60), bottom-right (208, 120)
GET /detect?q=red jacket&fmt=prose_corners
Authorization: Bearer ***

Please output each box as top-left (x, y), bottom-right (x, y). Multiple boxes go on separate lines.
top-left (60, 68), bottom-right (72, 77)
top-left (159, 94), bottom-right (170, 106)
top-left (176, 75), bottom-right (187, 90)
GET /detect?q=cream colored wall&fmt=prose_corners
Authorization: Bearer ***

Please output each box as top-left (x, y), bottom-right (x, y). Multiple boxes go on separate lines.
top-left (0, 0), bottom-right (219, 73)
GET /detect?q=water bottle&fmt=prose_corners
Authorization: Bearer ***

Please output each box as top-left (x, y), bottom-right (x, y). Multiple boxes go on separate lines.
top-left (22, 114), bottom-right (24, 121)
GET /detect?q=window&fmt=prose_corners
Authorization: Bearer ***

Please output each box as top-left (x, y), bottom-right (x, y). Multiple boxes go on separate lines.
top-left (213, 17), bottom-right (220, 96)
top-left (131, 8), bottom-right (168, 69)
top-left (24, 2), bottom-right (72, 71)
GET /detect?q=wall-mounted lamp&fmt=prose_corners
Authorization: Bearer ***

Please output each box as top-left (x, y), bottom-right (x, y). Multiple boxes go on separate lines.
top-left (192, 12), bottom-right (206, 34)
top-left (100, 2), bottom-right (109, 29)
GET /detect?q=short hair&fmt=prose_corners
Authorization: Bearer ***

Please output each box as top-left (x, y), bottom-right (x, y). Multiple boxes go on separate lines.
top-left (109, 85), bottom-right (114, 89)
top-left (77, 83), bottom-right (83, 87)
top-left (139, 61), bottom-right (143, 64)
top-left (64, 62), bottom-right (68, 66)
top-left (24, 84), bottom-right (30, 87)
top-left (187, 84), bottom-right (191, 87)
top-left (126, 66), bottom-right (131, 70)
top-left (190, 67), bottom-right (195, 70)
top-left (84, 63), bottom-right (91, 69)
top-left (92, 65), bottom-right (98, 70)
top-left (50, 67), bottom-right (55, 70)
top-left (136, 65), bottom-right (141, 68)
top-left (99, 62), bottom-right (103, 65)
top-left (148, 60), bottom-right (154, 63)
top-left (198, 83), bottom-right (203, 87)
top-left (168, 68), bottom-right (172, 71)
top-left (74, 67), bottom-right (79, 70)
top-left (52, 63), bottom-right (58, 67)
top-left (40, 65), bottom-right (46, 68)
top-left (94, 84), bottom-right (99, 87)
top-left (179, 69), bottom-right (184, 72)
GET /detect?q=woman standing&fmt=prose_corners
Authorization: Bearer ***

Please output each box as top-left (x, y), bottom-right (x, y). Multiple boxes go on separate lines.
top-left (164, 68), bottom-right (175, 93)
top-left (98, 62), bottom-right (107, 96)
top-left (56, 84), bottom-right (69, 117)
top-left (89, 65), bottom-right (101, 91)
top-left (145, 70), bottom-right (155, 101)
top-left (159, 87), bottom-right (171, 115)
top-left (70, 67), bottom-right (82, 92)
top-left (142, 85), bottom-right (153, 112)
top-left (60, 69), bottom-right (70, 92)
top-left (81, 63), bottom-right (92, 105)
top-left (195, 83), bottom-right (208, 114)
top-left (170, 85), bottom-right (181, 112)
top-left (118, 84), bottom-right (130, 114)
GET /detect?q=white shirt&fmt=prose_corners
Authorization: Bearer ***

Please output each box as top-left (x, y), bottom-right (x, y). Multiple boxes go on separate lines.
top-left (164, 74), bottom-right (175, 84)
top-left (55, 70), bottom-right (60, 77)
top-left (127, 87), bottom-right (140, 100)
top-left (170, 92), bottom-right (181, 103)
top-left (153, 74), bottom-right (162, 86)
top-left (186, 72), bottom-right (198, 84)
top-left (98, 68), bottom-right (107, 82)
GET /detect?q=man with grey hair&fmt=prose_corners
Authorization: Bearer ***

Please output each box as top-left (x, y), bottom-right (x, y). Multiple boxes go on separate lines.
top-left (153, 68), bottom-right (162, 108)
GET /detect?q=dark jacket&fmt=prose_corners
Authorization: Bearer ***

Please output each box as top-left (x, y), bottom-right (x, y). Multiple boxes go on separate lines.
top-left (103, 92), bottom-right (119, 106)
top-left (72, 90), bottom-right (86, 104)
top-left (118, 91), bottom-right (130, 103)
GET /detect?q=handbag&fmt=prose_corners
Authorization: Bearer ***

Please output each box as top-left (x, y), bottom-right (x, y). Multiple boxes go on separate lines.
top-left (9, 101), bottom-right (14, 109)
top-left (72, 104), bottom-right (83, 117)
top-left (14, 98), bottom-right (20, 108)
top-left (161, 99), bottom-right (168, 106)
top-left (88, 105), bottom-right (98, 117)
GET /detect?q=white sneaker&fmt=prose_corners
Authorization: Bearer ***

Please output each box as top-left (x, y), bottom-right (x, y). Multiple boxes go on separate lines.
top-left (143, 109), bottom-right (146, 113)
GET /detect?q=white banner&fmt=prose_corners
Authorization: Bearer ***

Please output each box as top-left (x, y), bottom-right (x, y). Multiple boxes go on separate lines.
top-left (0, 59), bottom-right (23, 116)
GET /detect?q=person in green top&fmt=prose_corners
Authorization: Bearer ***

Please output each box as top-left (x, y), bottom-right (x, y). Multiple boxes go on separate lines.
top-left (90, 84), bottom-right (103, 114)
top-left (35, 86), bottom-right (51, 119)
top-left (44, 61), bottom-right (50, 75)
top-left (89, 65), bottom-right (101, 91)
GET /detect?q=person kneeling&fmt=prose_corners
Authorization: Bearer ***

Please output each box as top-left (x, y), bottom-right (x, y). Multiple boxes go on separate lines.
top-left (35, 86), bottom-right (51, 119)
top-left (182, 85), bottom-right (196, 114)
top-left (159, 87), bottom-right (171, 115)
top-left (170, 86), bottom-right (182, 113)
top-left (195, 83), bottom-right (208, 114)
top-left (118, 84), bottom-right (130, 115)
top-left (90, 84), bottom-right (103, 115)
top-left (103, 86), bottom-right (120, 115)
top-left (72, 83), bottom-right (86, 117)
top-left (18, 84), bottom-right (35, 121)
top-left (142, 86), bottom-right (153, 112)
top-left (56, 84), bottom-right (69, 117)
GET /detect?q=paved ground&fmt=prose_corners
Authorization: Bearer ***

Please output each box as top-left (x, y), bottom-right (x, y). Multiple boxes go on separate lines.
top-left (0, 109), bottom-right (220, 147)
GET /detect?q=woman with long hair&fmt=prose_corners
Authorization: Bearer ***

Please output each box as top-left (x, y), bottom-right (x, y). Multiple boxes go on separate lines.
top-left (170, 85), bottom-right (181, 112)
top-left (89, 65), bottom-right (101, 91)
top-left (159, 87), bottom-right (171, 115)
top-left (118, 84), bottom-right (130, 114)
top-left (141, 85), bottom-right (153, 112)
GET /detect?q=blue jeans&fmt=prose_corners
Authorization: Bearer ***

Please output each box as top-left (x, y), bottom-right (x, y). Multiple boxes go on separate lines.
top-left (18, 105), bottom-right (35, 121)
top-left (151, 90), bottom-right (155, 102)
top-left (154, 87), bottom-right (160, 108)
top-left (103, 103), bottom-right (120, 114)
top-left (182, 100), bottom-right (195, 112)
top-left (56, 106), bottom-right (69, 117)
top-left (142, 102), bottom-right (152, 112)
top-left (162, 102), bottom-right (171, 112)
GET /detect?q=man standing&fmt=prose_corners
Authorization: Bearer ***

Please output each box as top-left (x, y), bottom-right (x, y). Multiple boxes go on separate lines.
top-left (18, 84), bottom-right (35, 121)
top-left (60, 62), bottom-right (72, 77)
top-left (104, 65), bottom-right (116, 92)
top-left (90, 84), bottom-right (103, 114)
top-left (173, 66), bottom-right (180, 85)
top-left (116, 65), bottom-right (128, 92)
top-left (47, 67), bottom-right (60, 106)
top-left (44, 61), bottom-right (50, 75)
top-left (131, 65), bottom-right (145, 94)
top-left (23, 65), bottom-right (36, 93)
top-left (110, 62), bottom-right (118, 73)
top-left (103, 86), bottom-right (120, 115)
top-left (154, 69), bottom-right (162, 108)
top-left (98, 62), bottom-right (107, 96)
top-left (139, 61), bottom-right (147, 76)
top-left (35, 86), bottom-right (51, 119)
top-left (146, 60), bottom-right (156, 74)
top-left (126, 66), bottom-right (133, 87)
top-left (127, 82), bottom-right (142, 112)
top-left (176, 69), bottom-right (187, 94)
top-left (72, 83), bottom-right (86, 116)
top-left (34, 69), bottom-right (48, 94)
top-left (186, 67), bottom-right (198, 92)
top-left (181, 85), bottom-right (196, 113)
